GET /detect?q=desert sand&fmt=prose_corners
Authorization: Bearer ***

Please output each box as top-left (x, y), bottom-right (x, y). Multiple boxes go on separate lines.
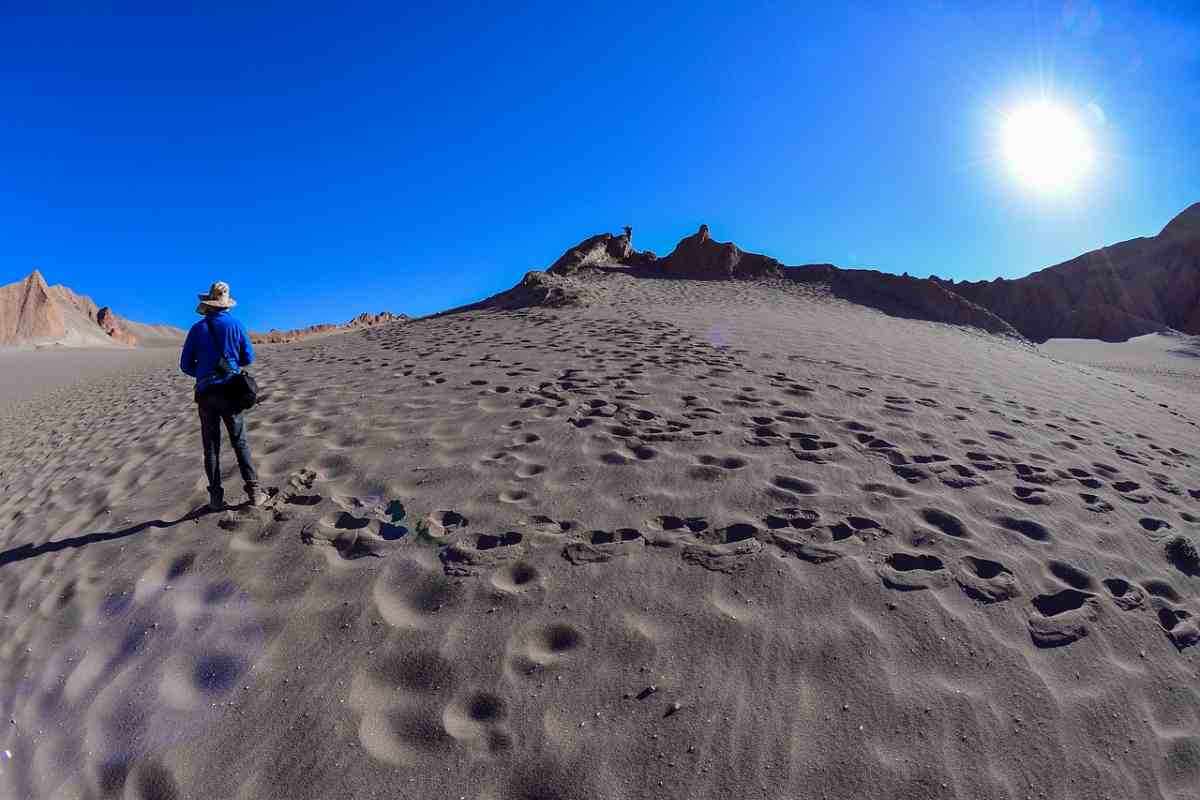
top-left (0, 349), bottom-right (178, 406)
top-left (2, 270), bottom-right (1199, 800)
top-left (1044, 333), bottom-right (1200, 393)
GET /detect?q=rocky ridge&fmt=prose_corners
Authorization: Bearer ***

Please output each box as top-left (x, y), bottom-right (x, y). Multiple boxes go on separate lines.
top-left (488, 203), bottom-right (1200, 342)
top-left (944, 202), bottom-right (1200, 342)
top-left (251, 311), bottom-right (408, 344)
top-left (0, 271), bottom-right (183, 348)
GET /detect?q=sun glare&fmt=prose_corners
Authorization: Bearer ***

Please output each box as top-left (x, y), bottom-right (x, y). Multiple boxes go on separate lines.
top-left (1002, 100), bottom-right (1094, 192)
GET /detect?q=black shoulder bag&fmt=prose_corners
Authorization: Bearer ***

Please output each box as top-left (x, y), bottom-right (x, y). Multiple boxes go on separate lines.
top-left (203, 317), bottom-right (259, 412)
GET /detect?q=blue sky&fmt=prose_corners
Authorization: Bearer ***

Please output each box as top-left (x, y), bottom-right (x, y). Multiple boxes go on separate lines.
top-left (2, 1), bottom-right (1197, 331)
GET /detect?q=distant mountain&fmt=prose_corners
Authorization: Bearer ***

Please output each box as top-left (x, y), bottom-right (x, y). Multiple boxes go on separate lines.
top-left (943, 203), bottom-right (1200, 342)
top-left (0, 271), bottom-right (184, 349)
top-left (251, 311), bottom-right (408, 344)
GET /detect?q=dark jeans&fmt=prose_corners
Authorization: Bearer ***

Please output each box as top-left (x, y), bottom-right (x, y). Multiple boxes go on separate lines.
top-left (197, 386), bottom-right (258, 498)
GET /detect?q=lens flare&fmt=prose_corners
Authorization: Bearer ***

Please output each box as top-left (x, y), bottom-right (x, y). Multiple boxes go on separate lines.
top-left (1002, 100), bottom-right (1095, 192)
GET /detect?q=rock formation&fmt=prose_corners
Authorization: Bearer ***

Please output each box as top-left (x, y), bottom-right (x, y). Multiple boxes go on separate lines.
top-left (440, 271), bottom-right (594, 315)
top-left (96, 306), bottom-right (138, 346)
top-left (547, 231), bottom-right (635, 275)
top-left (252, 311), bottom-right (407, 344)
top-left (463, 202), bottom-right (1200, 343)
top-left (661, 224), bottom-right (782, 280)
top-left (944, 202), bottom-right (1200, 342)
top-left (0, 271), bottom-right (182, 348)
top-left (0, 271), bottom-right (67, 346)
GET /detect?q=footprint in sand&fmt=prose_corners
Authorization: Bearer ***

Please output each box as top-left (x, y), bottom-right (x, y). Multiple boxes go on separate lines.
top-left (562, 528), bottom-right (643, 564)
top-left (920, 508), bottom-right (970, 539)
top-left (1101, 577), bottom-right (1145, 611)
top-left (1027, 589), bottom-right (1098, 648)
top-left (996, 516), bottom-right (1051, 543)
top-left (681, 523), bottom-right (764, 573)
top-left (955, 556), bottom-right (1019, 603)
top-left (878, 551), bottom-right (949, 591)
top-left (1158, 606), bottom-right (1200, 651)
top-left (648, 514), bottom-right (710, 534)
top-left (507, 621), bottom-right (586, 679)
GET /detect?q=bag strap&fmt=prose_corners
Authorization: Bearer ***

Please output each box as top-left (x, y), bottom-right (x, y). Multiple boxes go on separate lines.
top-left (203, 316), bottom-right (222, 349)
top-left (203, 317), bottom-right (232, 379)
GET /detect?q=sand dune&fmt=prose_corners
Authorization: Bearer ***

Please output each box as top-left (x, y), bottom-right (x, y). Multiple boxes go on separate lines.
top-left (0, 348), bottom-right (177, 405)
top-left (1, 270), bottom-right (1199, 799)
top-left (1043, 332), bottom-right (1200, 393)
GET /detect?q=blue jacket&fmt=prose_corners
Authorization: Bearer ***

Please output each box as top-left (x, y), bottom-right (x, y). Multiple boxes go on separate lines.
top-left (180, 310), bottom-right (255, 392)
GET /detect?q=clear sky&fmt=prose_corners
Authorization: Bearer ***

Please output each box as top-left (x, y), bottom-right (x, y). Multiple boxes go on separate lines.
top-left (2, 1), bottom-right (1197, 331)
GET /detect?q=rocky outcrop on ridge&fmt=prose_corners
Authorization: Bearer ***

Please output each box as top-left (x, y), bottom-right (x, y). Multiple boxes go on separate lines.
top-left (944, 202), bottom-right (1200, 342)
top-left (441, 271), bottom-right (596, 315)
top-left (0, 271), bottom-right (183, 348)
top-left (546, 227), bottom-right (660, 276)
top-left (661, 224), bottom-right (783, 280)
top-left (547, 232), bottom-right (634, 275)
top-left (251, 311), bottom-right (408, 344)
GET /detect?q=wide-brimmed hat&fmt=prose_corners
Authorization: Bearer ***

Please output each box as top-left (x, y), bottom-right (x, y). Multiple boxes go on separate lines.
top-left (196, 281), bottom-right (237, 315)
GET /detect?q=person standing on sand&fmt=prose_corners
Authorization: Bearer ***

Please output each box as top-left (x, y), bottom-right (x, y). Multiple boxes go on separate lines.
top-left (179, 281), bottom-right (265, 511)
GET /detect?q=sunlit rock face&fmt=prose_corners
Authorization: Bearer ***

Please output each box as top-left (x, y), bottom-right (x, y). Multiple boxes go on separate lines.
top-left (0, 271), bottom-right (183, 348)
top-left (96, 306), bottom-right (138, 346)
top-left (946, 203), bottom-right (1200, 342)
top-left (0, 270), bottom-right (67, 346)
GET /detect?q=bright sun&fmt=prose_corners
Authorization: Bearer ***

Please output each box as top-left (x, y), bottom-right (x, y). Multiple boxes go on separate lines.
top-left (1002, 100), bottom-right (1094, 192)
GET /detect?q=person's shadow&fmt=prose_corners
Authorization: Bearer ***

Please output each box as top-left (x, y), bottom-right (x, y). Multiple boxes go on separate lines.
top-left (0, 505), bottom-right (213, 569)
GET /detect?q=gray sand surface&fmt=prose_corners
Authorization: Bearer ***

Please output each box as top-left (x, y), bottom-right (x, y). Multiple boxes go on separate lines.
top-left (1043, 333), bottom-right (1200, 393)
top-left (0, 347), bottom-right (177, 405)
top-left (2, 274), bottom-right (1199, 799)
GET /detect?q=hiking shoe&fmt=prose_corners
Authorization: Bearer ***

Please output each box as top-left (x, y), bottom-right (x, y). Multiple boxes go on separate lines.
top-left (207, 489), bottom-right (225, 512)
top-left (247, 488), bottom-right (269, 508)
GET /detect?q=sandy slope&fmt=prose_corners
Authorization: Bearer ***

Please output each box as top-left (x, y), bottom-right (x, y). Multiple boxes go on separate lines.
top-left (1043, 333), bottom-right (1200, 393)
top-left (0, 349), bottom-right (178, 406)
top-left (2, 272), bottom-right (1199, 800)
